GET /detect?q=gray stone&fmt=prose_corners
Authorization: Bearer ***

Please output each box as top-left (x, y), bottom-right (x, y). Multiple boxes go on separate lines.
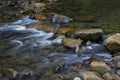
top-left (52, 14), bottom-right (73, 24)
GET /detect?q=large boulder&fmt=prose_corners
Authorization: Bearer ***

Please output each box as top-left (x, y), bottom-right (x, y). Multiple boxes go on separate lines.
top-left (104, 33), bottom-right (120, 52)
top-left (62, 38), bottom-right (83, 53)
top-left (66, 28), bottom-right (103, 42)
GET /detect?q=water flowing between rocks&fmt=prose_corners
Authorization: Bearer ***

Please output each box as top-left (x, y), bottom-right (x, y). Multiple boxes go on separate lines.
top-left (0, 16), bottom-right (115, 79)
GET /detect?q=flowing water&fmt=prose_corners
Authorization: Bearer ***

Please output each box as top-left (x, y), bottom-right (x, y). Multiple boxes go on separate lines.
top-left (0, 16), bottom-right (114, 79)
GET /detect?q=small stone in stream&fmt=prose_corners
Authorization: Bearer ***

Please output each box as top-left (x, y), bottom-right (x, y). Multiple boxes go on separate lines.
top-left (52, 14), bottom-right (73, 24)
top-left (86, 41), bottom-right (92, 45)
top-left (62, 38), bottom-right (83, 53)
top-left (102, 72), bottom-right (120, 80)
top-left (79, 71), bottom-right (102, 80)
top-left (73, 77), bottom-right (81, 80)
top-left (3, 68), bottom-right (18, 78)
top-left (115, 61), bottom-right (120, 68)
top-left (104, 33), bottom-right (120, 52)
top-left (33, 3), bottom-right (46, 13)
top-left (30, 13), bottom-right (46, 21)
top-left (57, 27), bottom-right (74, 34)
top-left (116, 70), bottom-right (120, 76)
top-left (90, 60), bottom-right (111, 74)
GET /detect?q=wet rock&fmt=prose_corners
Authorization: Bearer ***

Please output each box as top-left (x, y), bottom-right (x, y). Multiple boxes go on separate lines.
top-left (113, 54), bottom-right (120, 61)
top-left (116, 70), bottom-right (120, 76)
top-left (54, 73), bottom-right (74, 80)
top-left (66, 28), bottom-right (103, 42)
top-left (18, 59), bottom-right (31, 66)
top-left (68, 64), bottom-right (82, 71)
top-left (2, 68), bottom-right (18, 78)
top-left (79, 71), bottom-right (102, 80)
top-left (102, 72), bottom-right (120, 80)
top-left (52, 14), bottom-right (73, 24)
top-left (34, 3), bottom-right (46, 13)
top-left (104, 33), bottom-right (120, 52)
top-left (30, 13), bottom-right (46, 21)
top-left (114, 61), bottom-right (120, 68)
top-left (73, 77), bottom-right (81, 80)
top-left (90, 60), bottom-right (111, 74)
top-left (27, 22), bottom-right (60, 33)
top-left (57, 27), bottom-right (74, 34)
top-left (62, 38), bottom-right (83, 53)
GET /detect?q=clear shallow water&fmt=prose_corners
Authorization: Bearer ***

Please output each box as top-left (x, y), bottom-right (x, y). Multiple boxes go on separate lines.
top-left (0, 16), bottom-right (113, 79)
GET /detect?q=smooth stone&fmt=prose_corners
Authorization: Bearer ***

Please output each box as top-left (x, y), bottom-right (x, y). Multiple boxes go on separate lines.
top-left (116, 70), bottom-right (120, 76)
top-left (66, 28), bottom-right (103, 42)
top-left (90, 60), bottom-right (111, 74)
top-left (79, 71), bottom-right (102, 80)
top-left (57, 27), bottom-right (74, 34)
top-left (30, 13), bottom-right (46, 21)
top-left (102, 72), bottom-right (120, 80)
top-left (115, 61), bottom-right (120, 68)
top-left (73, 77), bottom-right (81, 80)
top-left (62, 38), bottom-right (83, 53)
top-left (3, 68), bottom-right (18, 78)
top-left (113, 54), bottom-right (120, 61)
top-left (52, 14), bottom-right (73, 24)
top-left (104, 33), bottom-right (120, 52)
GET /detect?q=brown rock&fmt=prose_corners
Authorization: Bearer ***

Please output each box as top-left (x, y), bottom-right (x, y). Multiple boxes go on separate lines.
top-left (90, 60), bottom-right (111, 74)
top-left (27, 22), bottom-right (59, 33)
top-left (102, 72), bottom-right (120, 80)
top-left (104, 33), bottom-right (120, 52)
top-left (57, 27), bottom-right (74, 34)
top-left (3, 68), bottom-right (18, 78)
top-left (62, 38), bottom-right (83, 53)
top-left (79, 71), bottom-right (102, 80)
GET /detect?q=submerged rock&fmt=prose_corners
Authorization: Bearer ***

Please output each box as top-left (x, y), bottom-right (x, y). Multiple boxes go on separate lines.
top-left (74, 16), bottom-right (95, 22)
top-left (104, 33), bottom-right (120, 52)
top-left (66, 28), bottom-right (103, 42)
top-left (90, 60), bottom-right (111, 74)
top-left (79, 71), bottom-right (102, 80)
top-left (62, 38), bottom-right (83, 53)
